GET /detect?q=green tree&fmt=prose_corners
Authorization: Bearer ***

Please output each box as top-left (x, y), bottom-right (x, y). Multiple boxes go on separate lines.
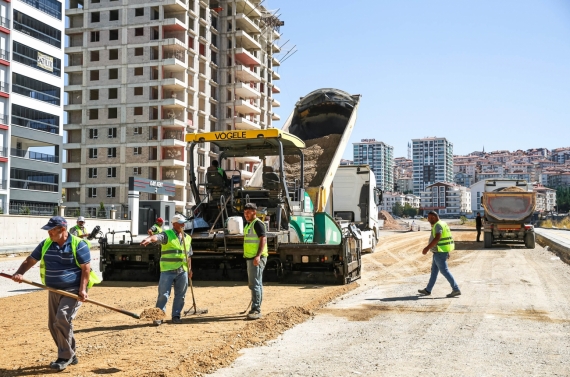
top-left (392, 202), bottom-right (404, 217)
top-left (556, 187), bottom-right (570, 213)
top-left (403, 203), bottom-right (418, 218)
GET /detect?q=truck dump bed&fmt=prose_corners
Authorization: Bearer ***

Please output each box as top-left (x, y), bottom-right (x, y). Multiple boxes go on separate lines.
top-left (250, 88), bottom-right (360, 213)
top-left (482, 192), bottom-right (536, 222)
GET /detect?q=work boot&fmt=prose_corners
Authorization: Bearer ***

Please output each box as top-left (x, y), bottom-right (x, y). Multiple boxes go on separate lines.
top-left (447, 290), bottom-right (461, 298)
top-left (172, 316), bottom-right (182, 324)
top-left (153, 320), bottom-right (162, 326)
top-left (50, 356), bottom-right (78, 369)
top-left (50, 357), bottom-right (76, 371)
top-left (247, 310), bottom-right (261, 320)
top-left (418, 289), bottom-right (431, 296)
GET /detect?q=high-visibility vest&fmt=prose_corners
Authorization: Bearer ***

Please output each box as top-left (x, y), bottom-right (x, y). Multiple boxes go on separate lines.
top-left (217, 167), bottom-right (225, 177)
top-left (243, 218), bottom-right (268, 258)
top-left (72, 225), bottom-right (86, 237)
top-left (40, 235), bottom-right (101, 288)
top-left (152, 224), bottom-right (163, 235)
top-left (160, 229), bottom-right (192, 272)
top-left (432, 220), bottom-right (455, 252)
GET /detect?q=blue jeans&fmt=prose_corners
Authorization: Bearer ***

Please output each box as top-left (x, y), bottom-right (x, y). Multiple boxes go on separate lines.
top-left (156, 269), bottom-right (188, 318)
top-left (426, 252), bottom-right (459, 292)
top-left (246, 257), bottom-right (266, 312)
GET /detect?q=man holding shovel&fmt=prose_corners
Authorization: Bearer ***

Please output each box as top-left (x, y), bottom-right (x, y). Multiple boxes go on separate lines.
top-left (141, 214), bottom-right (192, 325)
top-left (11, 216), bottom-right (92, 371)
top-left (243, 203), bottom-right (268, 320)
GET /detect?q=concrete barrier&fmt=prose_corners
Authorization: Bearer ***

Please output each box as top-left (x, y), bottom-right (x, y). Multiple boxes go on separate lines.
top-left (536, 232), bottom-right (570, 265)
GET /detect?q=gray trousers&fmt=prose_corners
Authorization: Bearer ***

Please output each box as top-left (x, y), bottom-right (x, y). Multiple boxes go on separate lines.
top-left (48, 290), bottom-right (82, 359)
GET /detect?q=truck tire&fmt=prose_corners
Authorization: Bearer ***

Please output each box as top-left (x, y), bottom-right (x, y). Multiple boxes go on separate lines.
top-left (484, 232), bottom-right (493, 248)
top-left (525, 233), bottom-right (536, 249)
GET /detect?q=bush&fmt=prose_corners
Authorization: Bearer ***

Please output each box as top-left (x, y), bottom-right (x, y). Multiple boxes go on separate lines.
top-left (460, 216), bottom-right (467, 225)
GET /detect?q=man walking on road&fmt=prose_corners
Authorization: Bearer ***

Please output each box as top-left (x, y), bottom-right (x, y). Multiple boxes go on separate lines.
top-left (243, 203), bottom-right (267, 320)
top-left (11, 216), bottom-right (93, 371)
top-left (418, 211), bottom-right (461, 298)
top-left (476, 212), bottom-right (483, 242)
top-left (141, 214), bottom-right (192, 325)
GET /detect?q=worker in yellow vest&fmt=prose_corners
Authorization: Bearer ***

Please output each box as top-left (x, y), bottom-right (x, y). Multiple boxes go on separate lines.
top-left (243, 202), bottom-right (268, 320)
top-left (147, 217), bottom-right (164, 236)
top-left (11, 216), bottom-right (97, 371)
top-left (141, 214), bottom-right (192, 325)
top-left (418, 211), bottom-right (461, 298)
top-left (69, 216), bottom-right (89, 239)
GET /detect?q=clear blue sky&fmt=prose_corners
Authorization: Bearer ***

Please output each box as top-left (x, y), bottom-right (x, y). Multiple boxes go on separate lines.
top-left (271, 0), bottom-right (570, 159)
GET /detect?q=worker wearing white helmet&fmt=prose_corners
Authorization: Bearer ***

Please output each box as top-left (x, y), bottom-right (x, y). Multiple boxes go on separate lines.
top-left (69, 216), bottom-right (89, 239)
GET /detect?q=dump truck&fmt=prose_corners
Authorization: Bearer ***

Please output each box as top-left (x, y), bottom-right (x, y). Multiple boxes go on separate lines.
top-left (183, 88), bottom-right (363, 284)
top-left (481, 179), bottom-right (536, 249)
top-left (330, 165), bottom-right (383, 252)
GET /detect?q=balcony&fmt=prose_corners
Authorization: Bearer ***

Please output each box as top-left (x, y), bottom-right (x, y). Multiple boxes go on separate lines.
top-left (161, 129), bottom-right (185, 147)
top-left (11, 149), bottom-right (59, 163)
top-left (163, 16), bottom-right (187, 32)
top-left (236, 0), bottom-right (262, 18)
top-left (163, 0), bottom-right (187, 12)
top-left (235, 30), bottom-right (261, 50)
top-left (234, 82), bottom-right (260, 99)
top-left (0, 49), bottom-right (9, 64)
top-left (271, 112), bottom-right (280, 121)
top-left (272, 56), bottom-right (280, 67)
top-left (0, 16), bottom-right (11, 31)
top-left (227, 116), bottom-right (260, 131)
top-left (272, 70), bottom-right (281, 80)
top-left (271, 98), bottom-right (280, 107)
top-left (235, 13), bottom-right (260, 34)
top-left (10, 179), bottom-right (58, 192)
top-left (272, 42), bottom-right (281, 53)
top-left (234, 100), bottom-right (261, 115)
top-left (235, 65), bottom-right (261, 83)
top-left (272, 84), bottom-right (281, 94)
top-left (234, 48), bottom-right (260, 66)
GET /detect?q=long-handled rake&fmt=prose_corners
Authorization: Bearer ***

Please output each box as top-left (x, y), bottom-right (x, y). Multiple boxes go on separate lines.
top-left (239, 299), bottom-right (252, 315)
top-left (180, 233), bottom-right (208, 316)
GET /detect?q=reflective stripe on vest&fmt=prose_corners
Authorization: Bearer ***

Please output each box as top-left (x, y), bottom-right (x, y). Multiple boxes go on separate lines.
top-left (432, 220), bottom-right (455, 252)
top-left (72, 225), bottom-right (85, 237)
top-left (152, 225), bottom-right (163, 235)
top-left (243, 218), bottom-right (268, 258)
top-left (41, 235), bottom-right (101, 288)
top-left (160, 229), bottom-right (192, 272)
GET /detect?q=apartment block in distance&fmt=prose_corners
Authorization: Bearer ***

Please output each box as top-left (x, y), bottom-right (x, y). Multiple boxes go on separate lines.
top-left (63, 0), bottom-right (283, 216)
top-left (0, 0), bottom-right (64, 214)
top-left (353, 139), bottom-right (394, 191)
top-left (412, 136), bottom-right (453, 196)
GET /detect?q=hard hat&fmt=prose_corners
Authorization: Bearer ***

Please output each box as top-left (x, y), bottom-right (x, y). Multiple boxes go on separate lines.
top-left (156, 217), bottom-right (164, 223)
top-left (77, 216), bottom-right (85, 222)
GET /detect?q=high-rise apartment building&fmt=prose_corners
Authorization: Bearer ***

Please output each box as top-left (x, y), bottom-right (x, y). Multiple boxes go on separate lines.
top-left (1, 0), bottom-right (64, 214)
top-left (63, 0), bottom-right (282, 216)
top-left (412, 137), bottom-right (453, 195)
top-left (353, 139), bottom-right (393, 191)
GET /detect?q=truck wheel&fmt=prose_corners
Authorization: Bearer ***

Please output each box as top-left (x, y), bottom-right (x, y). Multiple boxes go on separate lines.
top-left (484, 233), bottom-right (492, 248)
top-left (525, 233), bottom-right (536, 249)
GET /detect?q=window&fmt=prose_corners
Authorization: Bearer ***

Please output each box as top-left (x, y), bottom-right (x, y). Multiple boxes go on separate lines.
top-left (20, 0), bottom-right (62, 20)
top-left (12, 73), bottom-right (61, 105)
top-left (134, 126), bottom-right (143, 134)
top-left (109, 49), bottom-right (118, 60)
top-left (10, 168), bottom-right (59, 192)
top-left (88, 188), bottom-right (97, 198)
top-left (90, 70), bottom-right (99, 81)
top-left (133, 147), bottom-right (142, 155)
top-left (135, 8), bottom-right (144, 16)
top-left (108, 88), bottom-right (118, 99)
top-left (88, 168), bottom-right (97, 178)
top-left (90, 51), bottom-right (99, 62)
top-left (12, 41), bottom-right (62, 77)
top-left (89, 89), bottom-right (99, 101)
top-left (135, 27), bottom-right (144, 36)
top-left (109, 29), bottom-right (119, 40)
top-left (108, 147), bottom-right (117, 158)
top-left (133, 167), bottom-right (142, 175)
top-left (108, 127), bottom-right (117, 138)
top-left (91, 12), bottom-right (100, 23)
top-left (134, 87), bottom-right (143, 96)
top-left (88, 128), bottom-right (98, 139)
top-left (109, 68), bottom-right (118, 80)
top-left (108, 108), bottom-right (118, 119)
top-left (89, 148), bottom-right (98, 158)
top-left (107, 167), bottom-right (117, 177)
top-left (135, 47), bottom-right (143, 56)
top-left (12, 10), bottom-right (62, 48)
top-left (89, 109), bottom-right (98, 120)
top-left (91, 0), bottom-right (99, 3)
top-left (109, 10), bottom-right (119, 21)
top-left (134, 67), bottom-right (143, 76)
top-left (107, 187), bottom-right (116, 197)
top-left (91, 31), bottom-right (100, 42)
top-left (134, 107), bottom-right (143, 115)
top-left (12, 104), bottom-right (59, 134)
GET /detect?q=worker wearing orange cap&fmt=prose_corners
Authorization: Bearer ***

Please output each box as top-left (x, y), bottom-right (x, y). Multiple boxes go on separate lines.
top-left (148, 217), bottom-right (164, 236)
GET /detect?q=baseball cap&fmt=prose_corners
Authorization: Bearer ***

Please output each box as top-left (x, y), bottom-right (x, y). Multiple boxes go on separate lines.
top-left (77, 216), bottom-right (85, 222)
top-left (41, 216), bottom-right (68, 230)
top-left (156, 217), bottom-right (164, 223)
top-left (244, 203), bottom-right (257, 211)
top-left (427, 211), bottom-right (439, 217)
top-left (171, 214), bottom-right (187, 224)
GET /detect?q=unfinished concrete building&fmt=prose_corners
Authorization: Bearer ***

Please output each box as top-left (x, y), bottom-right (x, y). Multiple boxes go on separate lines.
top-left (63, 0), bottom-right (283, 217)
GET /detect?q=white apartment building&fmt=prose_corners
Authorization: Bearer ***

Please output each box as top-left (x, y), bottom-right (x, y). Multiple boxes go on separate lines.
top-left (420, 182), bottom-right (470, 216)
top-left (533, 184), bottom-right (556, 213)
top-left (412, 137), bottom-right (453, 195)
top-left (379, 191), bottom-right (420, 213)
top-left (1, 0), bottom-right (64, 214)
top-left (63, 0), bottom-right (283, 216)
top-left (353, 139), bottom-right (394, 191)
